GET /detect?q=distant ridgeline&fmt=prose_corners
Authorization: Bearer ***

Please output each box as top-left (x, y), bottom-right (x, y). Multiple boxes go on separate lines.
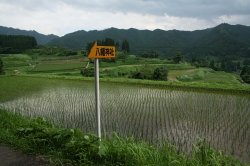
top-left (0, 35), bottom-right (37, 54)
top-left (47, 23), bottom-right (250, 60)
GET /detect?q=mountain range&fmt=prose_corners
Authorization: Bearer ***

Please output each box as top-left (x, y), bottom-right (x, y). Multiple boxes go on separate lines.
top-left (1, 24), bottom-right (250, 59)
top-left (0, 26), bottom-right (59, 45)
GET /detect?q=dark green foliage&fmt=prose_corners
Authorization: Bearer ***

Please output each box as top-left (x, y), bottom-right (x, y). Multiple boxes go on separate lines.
top-left (86, 38), bottom-right (118, 54)
top-left (26, 46), bottom-right (78, 56)
top-left (98, 37), bottom-right (115, 46)
top-left (81, 67), bottom-right (94, 77)
top-left (172, 51), bottom-right (183, 64)
top-left (191, 57), bottom-right (196, 65)
top-left (243, 59), bottom-right (250, 66)
top-left (131, 64), bottom-right (154, 79)
top-left (237, 62), bottom-right (241, 70)
top-left (220, 61), bottom-right (226, 71)
top-left (0, 58), bottom-right (5, 75)
top-left (0, 35), bottom-right (37, 54)
top-left (152, 66), bottom-right (168, 80)
top-left (47, 24), bottom-right (250, 61)
top-left (116, 51), bottom-right (127, 60)
top-left (131, 64), bottom-right (168, 81)
top-left (191, 57), bottom-right (209, 68)
top-left (194, 62), bottom-right (200, 68)
top-left (139, 50), bottom-right (159, 58)
top-left (209, 59), bottom-right (240, 73)
top-left (115, 41), bottom-right (119, 49)
top-left (225, 60), bottom-right (233, 72)
top-left (86, 41), bottom-right (95, 54)
top-left (210, 60), bottom-right (215, 70)
top-left (121, 39), bottom-right (130, 53)
top-left (100, 58), bottom-right (116, 63)
top-left (240, 65), bottom-right (250, 83)
top-left (0, 26), bottom-right (58, 45)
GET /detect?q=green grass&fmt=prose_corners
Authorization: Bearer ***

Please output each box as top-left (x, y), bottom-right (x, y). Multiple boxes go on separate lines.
top-left (1, 54), bottom-right (35, 74)
top-left (168, 68), bottom-right (202, 77)
top-left (0, 109), bottom-right (247, 165)
top-left (176, 70), bottom-right (205, 81)
top-left (0, 75), bottom-right (62, 102)
top-left (202, 70), bottom-right (240, 84)
top-left (1, 54), bottom-right (33, 68)
top-left (33, 62), bottom-right (86, 72)
top-left (36, 54), bottom-right (84, 61)
top-left (169, 68), bottom-right (242, 84)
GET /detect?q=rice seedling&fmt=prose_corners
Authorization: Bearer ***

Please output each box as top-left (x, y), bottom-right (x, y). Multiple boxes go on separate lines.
top-left (0, 76), bottom-right (249, 164)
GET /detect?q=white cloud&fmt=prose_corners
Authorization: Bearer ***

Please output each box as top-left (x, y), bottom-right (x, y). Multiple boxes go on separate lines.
top-left (214, 14), bottom-right (250, 26)
top-left (0, 0), bottom-right (249, 36)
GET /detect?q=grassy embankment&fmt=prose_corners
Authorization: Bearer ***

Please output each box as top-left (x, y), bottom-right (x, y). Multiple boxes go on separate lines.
top-left (0, 109), bottom-right (247, 165)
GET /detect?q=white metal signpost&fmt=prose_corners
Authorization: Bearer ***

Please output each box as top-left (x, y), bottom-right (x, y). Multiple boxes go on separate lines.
top-left (87, 41), bottom-right (116, 139)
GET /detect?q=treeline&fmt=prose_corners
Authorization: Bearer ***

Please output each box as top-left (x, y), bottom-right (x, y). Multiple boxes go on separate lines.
top-left (0, 57), bottom-right (4, 75)
top-left (240, 65), bottom-right (250, 83)
top-left (25, 46), bottom-right (83, 57)
top-left (0, 35), bottom-right (37, 54)
top-left (86, 37), bottom-right (130, 54)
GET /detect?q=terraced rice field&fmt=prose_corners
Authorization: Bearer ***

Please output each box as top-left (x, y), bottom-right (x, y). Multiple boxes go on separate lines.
top-left (0, 76), bottom-right (249, 163)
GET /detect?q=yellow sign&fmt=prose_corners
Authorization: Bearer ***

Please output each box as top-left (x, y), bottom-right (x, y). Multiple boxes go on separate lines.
top-left (88, 41), bottom-right (116, 59)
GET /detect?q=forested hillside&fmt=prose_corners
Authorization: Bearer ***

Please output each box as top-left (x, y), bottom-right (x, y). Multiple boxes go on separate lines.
top-left (0, 35), bottom-right (37, 54)
top-left (48, 23), bottom-right (250, 60)
top-left (0, 26), bottom-right (58, 45)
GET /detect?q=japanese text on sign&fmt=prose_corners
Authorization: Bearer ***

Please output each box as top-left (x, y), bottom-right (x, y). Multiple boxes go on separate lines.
top-left (96, 48), bottom-right (115, 57)
top-left (88, 41), bottom-right (116, 59)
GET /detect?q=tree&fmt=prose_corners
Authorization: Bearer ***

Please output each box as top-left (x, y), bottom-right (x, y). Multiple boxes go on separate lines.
top-left (100, 37), bottom-right (115, 46)
top-left (121, 39), bottom-right (130, 53)
top-left (153, 66), bottom-right (168, 80)
top-left (225, 60), bottom-right (232, 73)
top-left (139, 50), bottom-right (159, 58)
top-left (209, 60), bottom-right (215, 70)
top-left (243, 59), bottom-right (250, 66)
top-left (116, 51), bottom-right (127, 60)
top-left (220, 61), bottom-right (226, 71)
top-left (0, 35), bottom-right (37, 54)
top-left (240, 65), bottom-right (250, 83)
top-left (0, 58), bottom-right (5, 75)
top-left (172, 51), bottom-right (183, 64)
top-left (115, 42), bottom-right (119, 49)
top-left (194, 62), bottom-right (200, 68)
top-left (131, 64), bottom-right (153, 80)
top-left (86, 41), bottom-right (95, 54)
top-left (191, 57), bottom-right (196, 65)
top-left (237, 62), bottom-right (241, 70)
top-left (80, 67), bottom-right (94, 77)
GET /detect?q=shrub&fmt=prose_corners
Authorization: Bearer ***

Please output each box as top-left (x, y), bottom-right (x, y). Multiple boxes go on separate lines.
top-left (177, 70), bottom-right (205, 81)
top-left (81, 67), bottom-right (94, 77)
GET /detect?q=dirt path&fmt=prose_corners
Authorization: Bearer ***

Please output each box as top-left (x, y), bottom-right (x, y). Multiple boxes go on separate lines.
top-left (167, 76), bottom-right (179, 82)
top-left (0, 145), bottom-right (50, 166)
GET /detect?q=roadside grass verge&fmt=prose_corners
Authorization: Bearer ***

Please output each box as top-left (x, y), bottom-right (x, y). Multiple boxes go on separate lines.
top-left (0, 109), bottom-right (247, 165)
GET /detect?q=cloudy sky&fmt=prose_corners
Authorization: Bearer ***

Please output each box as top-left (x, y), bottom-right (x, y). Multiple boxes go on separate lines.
top-left (1, 0), bottom-right (250, 36)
